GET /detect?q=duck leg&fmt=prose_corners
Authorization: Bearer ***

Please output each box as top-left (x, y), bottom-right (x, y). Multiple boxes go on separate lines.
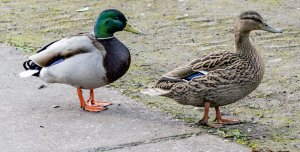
top-left (87, 89), bottom-right (113, 107)
top-left (197, 102), bottom-right (210, 127)
top-left (196, 101), bottom-right (225, 128)
top-left (77, 88), bottom-right (107, 112)
top-left (196, 101), bottom-right (211, 127)
top-left (214, 106), bottom-right (240, 125)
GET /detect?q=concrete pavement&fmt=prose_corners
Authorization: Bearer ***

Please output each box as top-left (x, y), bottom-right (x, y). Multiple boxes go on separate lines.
top-left (0, 44), bottom-right (250, 152)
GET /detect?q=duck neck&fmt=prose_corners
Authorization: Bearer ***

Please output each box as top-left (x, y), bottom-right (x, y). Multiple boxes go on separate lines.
top-left (235, 31), bottom-right (257, 59)
top-left (235, 30), bottom-right (265, 78)
top-left (94, 24), bottom-right (114, 38)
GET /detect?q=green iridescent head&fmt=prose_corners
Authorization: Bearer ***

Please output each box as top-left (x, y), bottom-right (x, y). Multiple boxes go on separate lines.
top-left (94, 9), bottom-right (142, 38)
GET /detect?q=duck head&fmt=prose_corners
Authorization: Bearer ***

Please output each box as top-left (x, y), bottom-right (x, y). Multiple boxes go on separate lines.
top-left (235, 11), bottom-right (282, 34)
top-left (94, 9), bottom-right (142, 38)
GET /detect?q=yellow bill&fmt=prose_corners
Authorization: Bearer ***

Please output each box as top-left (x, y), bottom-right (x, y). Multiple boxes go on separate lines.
top-left (123, 23), bottom-right (143, 34)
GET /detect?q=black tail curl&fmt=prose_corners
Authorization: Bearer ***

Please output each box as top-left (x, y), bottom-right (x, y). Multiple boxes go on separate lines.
top-left (23, 60), bottom-right (42, 77)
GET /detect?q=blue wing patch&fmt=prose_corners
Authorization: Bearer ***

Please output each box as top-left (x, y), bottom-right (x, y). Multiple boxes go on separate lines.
top-left (184, 70), bottom-right (208, 81)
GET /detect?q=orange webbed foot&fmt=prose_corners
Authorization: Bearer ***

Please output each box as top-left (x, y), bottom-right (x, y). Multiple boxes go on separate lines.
top-left (196, 119), bottom-right (225, 128)
top-left (214, 106), bottom-right (240, 125)
top-left (83, 105), bottom-right (107, 112)
top-left (88, 89), bottom-right (113, 107)
top-left (77, 88), bottom-right (111, 112)
top-left (88, 100), bottom-right (113, 107)
top-left (214, 118), bottom-right (240, 125)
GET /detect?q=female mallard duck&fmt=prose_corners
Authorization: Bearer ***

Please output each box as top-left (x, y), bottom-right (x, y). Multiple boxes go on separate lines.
top-left (20, 9), bottom-right (142, 112)
top-left (143, 11), bottom-right (282, 127)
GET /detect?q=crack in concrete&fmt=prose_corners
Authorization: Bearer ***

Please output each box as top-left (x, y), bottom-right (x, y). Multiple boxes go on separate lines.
top-left (83, 131), bottom-right (203, 152)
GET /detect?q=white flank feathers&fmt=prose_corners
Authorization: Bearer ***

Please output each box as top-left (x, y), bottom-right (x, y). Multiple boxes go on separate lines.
top-left (199, 70), bottom-right (208, 75)
top-left (19, 70), bottom-right (39, 78)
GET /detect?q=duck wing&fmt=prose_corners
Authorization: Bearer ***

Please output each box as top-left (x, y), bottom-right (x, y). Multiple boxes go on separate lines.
top-left (143, 52), bottom-right (239, 96)
top-left (159, 52), bottom-right (238, 82)
top-left (191, 52), bottom-right (238, 71)
top-left (29, 35), bottom-right (104, 67)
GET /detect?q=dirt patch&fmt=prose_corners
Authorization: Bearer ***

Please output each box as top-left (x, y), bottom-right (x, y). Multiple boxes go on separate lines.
top-left (1, 0), bottom-right (299, 151)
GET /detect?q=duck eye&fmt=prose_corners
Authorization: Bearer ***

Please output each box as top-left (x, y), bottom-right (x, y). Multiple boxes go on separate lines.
top-left (242, 17), bottom-right (263, 24)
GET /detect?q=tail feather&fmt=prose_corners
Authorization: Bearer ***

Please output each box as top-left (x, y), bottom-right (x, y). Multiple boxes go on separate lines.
top-left (141, 88), bottom-right (170, 96)
top-left (21, 60), bottom-right (42, 77)
top-left (19, 70), bottom-right (39, 78)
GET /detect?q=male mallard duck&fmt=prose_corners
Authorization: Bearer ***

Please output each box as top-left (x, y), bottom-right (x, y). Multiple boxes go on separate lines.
top-left (20, 9), bottom-right (142, 112)
top-left (143, 11), bottom-right (282, 127)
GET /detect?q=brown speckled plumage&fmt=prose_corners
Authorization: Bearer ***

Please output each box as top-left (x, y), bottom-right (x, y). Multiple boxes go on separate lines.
top-left (145, 11), bottom-right (282, 115)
